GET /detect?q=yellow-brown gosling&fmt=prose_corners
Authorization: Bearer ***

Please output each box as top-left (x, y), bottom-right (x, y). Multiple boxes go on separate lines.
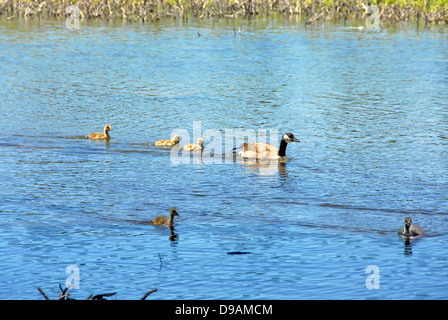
top-left (182, 137), bottom-right (204, 151)
top-left (149, 207), bottom-right (179, 226)
top-left (155, 135), bottom-right (180, 147)
top-left (234, 132), bottom-right (300, 159)
top-left (398, 217), bottom-right (424, 238)
top-left (86, 124), bottom-right (111, 140)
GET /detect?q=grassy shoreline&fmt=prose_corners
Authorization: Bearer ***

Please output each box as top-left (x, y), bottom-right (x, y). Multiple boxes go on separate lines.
top-left (1, 0), bottom-right (448, 24)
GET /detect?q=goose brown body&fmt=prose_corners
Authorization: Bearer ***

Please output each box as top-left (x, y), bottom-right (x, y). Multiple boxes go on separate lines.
top-left (87, 124), bottom-right (111, 140)
top-left (236, 132), bottom-right (300, 159)
top-left (238, 142), bottom-right (279, 159)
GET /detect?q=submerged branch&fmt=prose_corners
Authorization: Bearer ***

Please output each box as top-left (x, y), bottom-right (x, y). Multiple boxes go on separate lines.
top-left (37, 285), bottom-right (157, 300)
top-left (141, 288), bottom-right (158, 300)
top-left (37, 287), bottom-right (50, 300)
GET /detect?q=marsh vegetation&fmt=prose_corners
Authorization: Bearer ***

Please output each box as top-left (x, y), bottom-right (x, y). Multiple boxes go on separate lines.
top-left (1, 0), bottom-right (448, 24)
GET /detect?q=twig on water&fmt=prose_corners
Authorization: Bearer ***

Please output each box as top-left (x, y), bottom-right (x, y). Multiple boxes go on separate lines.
top-left (37, 287), bottom-right (50, 300)
top-left (37, 285), bottom-right (156, 300)
top-left (58, 284), bottom-right (70, 300)
top-left (141, 288), bottom-right (158, 300)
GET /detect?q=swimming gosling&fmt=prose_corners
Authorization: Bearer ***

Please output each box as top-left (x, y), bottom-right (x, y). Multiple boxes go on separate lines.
top-left (149, 207), bottom-right (179, 226)
top-left (155, 135), bottom-right (180, 147)
top-left (398, 217), bottom-right (424, 238)
top-left (235, 132), bottom-right (300, 159)
top-left (182, 137), bottom-right (204, 151)
top-left (87, 124), bottom-right (111, 140)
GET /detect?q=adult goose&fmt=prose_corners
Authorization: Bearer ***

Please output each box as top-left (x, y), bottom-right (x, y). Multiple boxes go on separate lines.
top-left (235, 132), bottom-right (300, 159)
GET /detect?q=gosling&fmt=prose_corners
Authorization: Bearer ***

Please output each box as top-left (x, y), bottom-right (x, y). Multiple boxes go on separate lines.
top-left (155, 135), bottom-right (180, 147)
top-left (149, 207), bottom-right (179, 226)
top-left (87, 124), bottom-right (111, 140)
top-left (182, 137), bottom-right (204, 151)
top-left (398, 217), bottom-right (424, 238)
top-left (234, 132), bottom-right (300, 159)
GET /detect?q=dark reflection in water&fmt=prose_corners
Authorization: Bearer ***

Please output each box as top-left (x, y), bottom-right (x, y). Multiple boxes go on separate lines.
top-left (401, 235), bottom-right (426, 256)
top-left (169, 225), bottom-right (179, 242)
top-left (403, 238), bottom-right (413, 256)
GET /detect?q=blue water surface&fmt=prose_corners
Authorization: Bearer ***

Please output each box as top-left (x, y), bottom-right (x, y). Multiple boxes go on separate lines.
top-left (0, 16), bottom-right (447, 299)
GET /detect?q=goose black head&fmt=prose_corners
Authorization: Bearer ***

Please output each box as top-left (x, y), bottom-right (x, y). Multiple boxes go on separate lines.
top-left (282, 132), bottom-right (300, 143)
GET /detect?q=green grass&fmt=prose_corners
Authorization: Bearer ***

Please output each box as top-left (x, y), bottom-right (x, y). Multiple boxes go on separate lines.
top-left (374, 0), bottom-right (448, 12)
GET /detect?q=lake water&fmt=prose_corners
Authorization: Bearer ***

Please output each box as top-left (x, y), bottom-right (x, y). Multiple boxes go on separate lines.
top-left (0, 15), bottom-right (447, 300)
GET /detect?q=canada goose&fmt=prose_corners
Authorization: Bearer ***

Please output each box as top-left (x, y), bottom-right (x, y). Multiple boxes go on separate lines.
top-left (155, 135), bottom-right (180, 147)
top-left (235, 132), bottom-right (300, 159)
top-left (87, 124), bottom-right (111, 140)
top-left (182, 137), bottom-right (204, 151)
top-left (149, 207), bottom-right (179, 226)
top-left (398, 217), bottom-right (424, 238)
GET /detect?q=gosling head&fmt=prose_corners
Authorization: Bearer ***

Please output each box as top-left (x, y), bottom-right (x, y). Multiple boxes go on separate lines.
top-left (170, 207), bottom-right (179, 218)
top-left (198, 137), bottom-right (204, 147)
top-left (172, 135), bottom-right (180, 143)
top-left (404, 217), bottom-right (412, 229)
top-left (104, 124), bottom-right (112, 132)
top-left (283, 132), bottom-right (300, 143)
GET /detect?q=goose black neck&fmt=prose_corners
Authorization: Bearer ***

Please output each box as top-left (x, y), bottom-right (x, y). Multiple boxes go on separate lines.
top-left (278, 139), bottom-right (288, 157)
top-left (403, 224), bottom-right (411, 237)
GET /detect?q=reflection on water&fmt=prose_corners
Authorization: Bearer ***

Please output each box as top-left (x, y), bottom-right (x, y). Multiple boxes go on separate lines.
top-left (0, 17), bottom-right (447, 299)
top-left (403, 238), bottom-right (413, 256)
top-left (400, 234), bottom-right (426, 256)
top-left (240, 159), bottom-right (283, 176)
top-left (169, 225), bottom-right (179, 242)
